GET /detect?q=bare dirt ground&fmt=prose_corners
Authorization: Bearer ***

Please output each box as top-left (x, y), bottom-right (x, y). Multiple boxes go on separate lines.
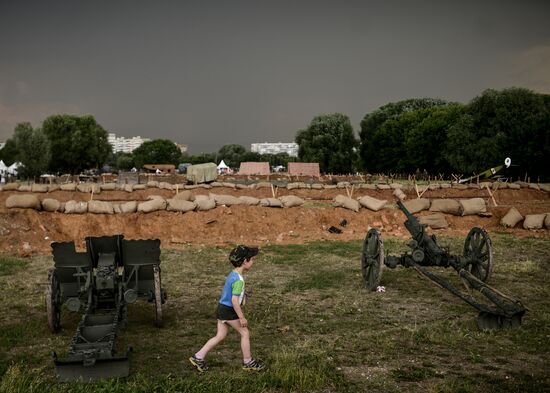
top-left (1, 186), bottom-right (549, 255)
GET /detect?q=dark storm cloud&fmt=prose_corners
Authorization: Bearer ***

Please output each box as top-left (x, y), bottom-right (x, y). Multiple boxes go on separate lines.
top-left (1, 0), bottom-right (549, 153)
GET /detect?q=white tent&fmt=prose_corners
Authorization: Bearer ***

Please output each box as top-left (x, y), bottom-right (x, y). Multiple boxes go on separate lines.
top-left (217, 160), bottom-right (232, 174)
top-left (7, 162), bottom-right (22, 176)
top-left (0, 160), bottom-right (7, 174)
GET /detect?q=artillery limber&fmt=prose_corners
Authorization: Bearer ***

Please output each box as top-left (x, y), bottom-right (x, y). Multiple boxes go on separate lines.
top-left (45, 235), bottom-right (166, 381)
top-left (361, 201), bottom-right (526, 330)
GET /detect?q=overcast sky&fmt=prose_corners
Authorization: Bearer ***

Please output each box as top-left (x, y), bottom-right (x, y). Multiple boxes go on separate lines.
top-left (1, 0), bottom-right (549, 153)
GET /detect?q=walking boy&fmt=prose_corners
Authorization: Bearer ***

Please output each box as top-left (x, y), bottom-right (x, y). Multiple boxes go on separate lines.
top-left (189, 245), bottom-right (266, 372)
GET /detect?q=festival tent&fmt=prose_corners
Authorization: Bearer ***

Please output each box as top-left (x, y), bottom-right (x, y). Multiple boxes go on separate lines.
top-left (7, 162), bottom-right (22, 176)
top-left (217, 160), bottom-right (231, 174)
top-left (0, 160), bottom-right (7, 174)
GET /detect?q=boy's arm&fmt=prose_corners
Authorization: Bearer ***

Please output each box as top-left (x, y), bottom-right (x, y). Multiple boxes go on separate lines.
top-left (232, 295), bottom-right (247, 327)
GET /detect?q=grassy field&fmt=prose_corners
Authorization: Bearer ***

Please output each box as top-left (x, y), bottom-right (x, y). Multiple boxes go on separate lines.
top-left (1, 233), bottom-right (549, 392)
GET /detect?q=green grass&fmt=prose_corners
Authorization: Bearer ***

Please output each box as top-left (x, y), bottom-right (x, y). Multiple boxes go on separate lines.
top-left (1, 233), bottom-right (549, 392)
top-left (0, 255), bottom-right (29, 276)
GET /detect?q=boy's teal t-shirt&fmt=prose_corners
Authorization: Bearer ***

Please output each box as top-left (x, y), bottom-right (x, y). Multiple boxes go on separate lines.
top-left (219, 271), bottom-right (245, 307)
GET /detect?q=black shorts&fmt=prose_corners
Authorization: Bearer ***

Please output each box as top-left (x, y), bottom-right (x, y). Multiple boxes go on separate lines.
top-left (216, 303), bottom-right (239, 321)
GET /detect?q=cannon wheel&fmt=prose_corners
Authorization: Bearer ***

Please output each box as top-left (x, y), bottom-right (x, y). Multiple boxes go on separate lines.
top-left (46, 269), bottom-right (61, 333)
top-left (463, 227), bottom-right (493, 282)
top-left (153, 265), bottom-right (163, 327)
top-left (361, 229), bottom-right (384, 290)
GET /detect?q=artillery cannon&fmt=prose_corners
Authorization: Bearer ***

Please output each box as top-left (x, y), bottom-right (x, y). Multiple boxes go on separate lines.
top-left (361, 201), bottom-right (526, 330)
top-left (45, 235), bottom-right (166, 381)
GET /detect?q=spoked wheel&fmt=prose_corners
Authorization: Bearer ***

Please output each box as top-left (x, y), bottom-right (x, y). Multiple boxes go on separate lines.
top-left (463, 227), bottom-right (493, 282)
top-left (46, 269), bottom-right (61, 333)
top-left (361, 229), bottom-right (385, 291)
top-left (153, 265), bottom-right (163, 327)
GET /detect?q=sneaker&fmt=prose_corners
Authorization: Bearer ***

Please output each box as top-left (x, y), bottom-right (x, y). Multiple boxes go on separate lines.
top-left (242, 358), bottom-right (266, 371)
top-left (189, 355), bottom-right (209, 372)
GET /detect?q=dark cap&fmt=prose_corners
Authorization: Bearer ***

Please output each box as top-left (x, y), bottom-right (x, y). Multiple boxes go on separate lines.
top-left (229, 245), bottom-right (259, 266)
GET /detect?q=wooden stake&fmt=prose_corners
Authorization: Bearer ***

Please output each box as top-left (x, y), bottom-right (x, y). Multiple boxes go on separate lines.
top-left (486, 185), bottom-right (497, 207)
top-left (350, 184), bottom-right (355, 198)
top-left (271, 184), bottom-right (275, 198)
top-left (418, 184), bottom-right (429, 198)
top-left (345, 185), bottom-right (350, 198)
top-left (414, 182), bottom-right (420, 198)
top-left (90, 187), bottom-right (94, 201)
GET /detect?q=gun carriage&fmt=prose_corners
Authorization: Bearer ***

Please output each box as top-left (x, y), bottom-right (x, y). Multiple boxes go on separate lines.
top-left (361, 201), bottom-right (526, 330)
top-left (45, 235), bottom-right (166, 381)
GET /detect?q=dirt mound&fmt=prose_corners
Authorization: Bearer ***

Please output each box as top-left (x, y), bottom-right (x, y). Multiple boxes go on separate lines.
top-left (1, 187), bottom-right (549, 256)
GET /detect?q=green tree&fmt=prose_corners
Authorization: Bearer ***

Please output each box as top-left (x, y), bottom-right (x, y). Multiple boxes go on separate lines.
top-left (217, 144), bottom-right (247, 168)
top-left (187, 152), bottom-right (216, 165)
top-left (132, 139), bottom-right (182, 168)
top-left (445, 88), bottom-right (550, 178)
top-left (115, 153), bottom-right (135, 171)
top-left (403, 104), bottom-right (464, 174)
top-left (9, 122), bottom-right (51, 179)
top-left (359, 98), bottom-right (451, 172)
top-left (296, 113), bottom-right (358, 174)
top-left (0, 138), bottom-right (18, 166)
top-left (42, 115), bottom-right (112, 173)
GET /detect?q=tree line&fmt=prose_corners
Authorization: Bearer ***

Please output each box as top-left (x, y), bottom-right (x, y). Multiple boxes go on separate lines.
top-left (1, 87), bottom-right (549, 179)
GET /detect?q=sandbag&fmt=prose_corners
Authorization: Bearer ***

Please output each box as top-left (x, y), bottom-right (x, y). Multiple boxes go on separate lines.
top-left (337, 182), bottom-right (350, 188)
top-left (173, 190), bottom-right (195, 201)
top-left (403, 198), bottom-right (430, 214)
top-left (539, 184), bottom-right (550, 193)
top-left (428, 184), bottom-right (440, 190)
top-left (357, 196), bottom-right (387, 211)
top-left (392, 188), bottom-right (406, 201)
top-left (287, 183), bottom-right (300, 190)
top-left (31, 184), bottom-right (49, 193)
top-left (311, 183), bottom-right (324, 189)
top-left (6, 194), bottom-right (41, 210)
top-left (467, 183), bottom-right (480, 189)
top-left (239, 196), bottom-right (260, 205)
top-left (147, 181), bottom-right (159, 188)
top-left (198, 184), bottom-right (212, 189)
top-left (545, 213), bottom-right (550, 229)
top-left (332, 195), bottom-right (360, 212)
top-left (523, 214), bottom-right (546, 230)
top-left (479, 182), bottom-right (492, 189)
top-left (124, 184), bottom-right (134, 192)
top-left (42, 198), bottom-right (62, 212)
top-left (195, 197), bottom-right (216, 211)
top-left (64, 200), bottom-right (88, 214)
top-left (360, 184), bottom-right (376, 189)
top-left (212, 194), bottom-right (243, 206)
top-left (100, 183), bottom-right (117, 191)
top-left (133, 184), bottom-right (146, 190)
top-left (376, 184), bottom-right (391, 190)
top-left (76, 183), bottom-right (101, 194)
top-left (390, 183), bottom-right (402, 189)
top-left (259, 198), bottom-right (283, 208)
top-left (210, 182), bottom-right (223, 187)
top-left (440, 183), bottom-right (451, 189)
top-left (429, 199), bottom-right (461, 215)
top-left (452, 184), bottom-right (468, 190)
top-left (418, 213), bottom-right (448, 229)
top-left (137, 198), bottom-right (166, 213)
top-left (113, 203), bottom-right (122, 214)
top-left (120, 201), bottom-right (137, 213)
top-left (254, 182), bottom-right (272, 189)
top-left (2, 183), bottom-right (19, 191)
top-left (159, 182), bottom-right (173, 190)
top-left (88, 200), bottom-right (114, 214)
top-left (279, 195), bottom-right (305, 208)
top-left (59, 183), bottom-right (76, 191)
top-left (459, 198), bottom-right (486, 216)
top-left (18, 185), bottom-right (31, 192)
top-left (528, 183), bottom-right (540, 191)
top-left (236, 184), bottom-right (249, 190)
top-left (221, 182), bottom-right (237, 189)
top-left (500, 207), bottom-right (523, 228)
top-left (325, 185), bottom-right (337, 189)
top-left (508, 183), bottom-right (520, 189)
top-left (166, 199), bottom-right (196, 212)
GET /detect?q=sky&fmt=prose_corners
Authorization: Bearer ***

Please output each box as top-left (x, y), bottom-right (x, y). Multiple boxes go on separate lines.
top-left (1, 0), bottom-right (549, 153)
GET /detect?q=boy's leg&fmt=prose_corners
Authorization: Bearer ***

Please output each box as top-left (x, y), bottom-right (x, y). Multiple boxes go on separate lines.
top-left (226, 319), bottom-right (251, 363)
top-left (195, 320), bottom-right (229, 359)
